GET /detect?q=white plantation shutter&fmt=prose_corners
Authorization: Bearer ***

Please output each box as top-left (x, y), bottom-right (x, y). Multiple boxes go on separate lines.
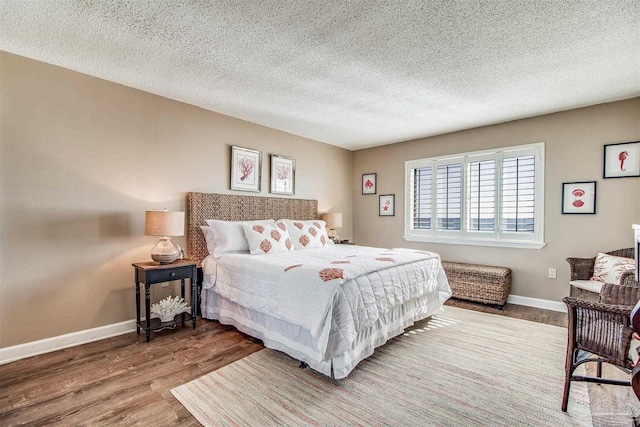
top-left (404, 143), bottom-right (544, 248)
top-left (411, 167), bottom-right (432, 229)
top-left (501, 155), bottom-right (535, 233)
top-left (437, 164), bottom-right (461, 230)
top-left (467, 159), bottom-right (496, 232)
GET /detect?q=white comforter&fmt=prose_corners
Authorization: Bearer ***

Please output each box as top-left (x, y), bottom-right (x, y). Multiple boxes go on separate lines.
top-left (205, 245), bottom-right (450, 358)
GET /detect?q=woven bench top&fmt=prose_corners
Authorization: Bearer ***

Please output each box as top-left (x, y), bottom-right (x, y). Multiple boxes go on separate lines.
top-left (441, 261), bottom-right (511, 277)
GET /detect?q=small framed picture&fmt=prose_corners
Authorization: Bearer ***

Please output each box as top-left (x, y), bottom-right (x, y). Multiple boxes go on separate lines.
top-left (562, 181), bottom-right (596, 214)
top-left (270, 154), bottom-right (295, 195)
top-left (362, 173), bottom-right (377, 195)
top-left (231, 146), bottom-right (261, 192)
top-left (379, 194), bottom-right (395, 216)
top-left (603, 141), bottom-right (640, 179)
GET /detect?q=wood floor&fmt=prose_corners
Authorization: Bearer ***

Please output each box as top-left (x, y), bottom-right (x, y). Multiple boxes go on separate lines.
top-left (0, 302), bottom-right (589, 426)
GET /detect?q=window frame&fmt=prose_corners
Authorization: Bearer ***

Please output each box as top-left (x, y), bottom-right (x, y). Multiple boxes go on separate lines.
top-left (404, 142), bottom-right (546, 249)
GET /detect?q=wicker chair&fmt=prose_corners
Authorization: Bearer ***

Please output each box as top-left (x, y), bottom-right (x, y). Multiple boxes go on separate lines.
top-left (566, 248), bottom-right (636, 302)
top-left (562, 282), bottom-right (640, 412)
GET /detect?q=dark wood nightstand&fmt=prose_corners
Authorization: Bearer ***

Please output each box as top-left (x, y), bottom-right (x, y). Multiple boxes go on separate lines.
top-left (133, 259), bottom-right (197, 342)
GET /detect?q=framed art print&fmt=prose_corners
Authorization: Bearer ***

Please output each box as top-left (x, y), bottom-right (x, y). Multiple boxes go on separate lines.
top-left (603, 141), bottom-right (640, 179)
top-left (379, 194), bottom-right (395, 216)
top-left (362, 173), bottom-right (377, 195)
top-left (230, 146), bottom-right (261, 192)
top-left (270, 154), bottom-right (295, 195)
top-left (562, 181), bottom-right (596, 214)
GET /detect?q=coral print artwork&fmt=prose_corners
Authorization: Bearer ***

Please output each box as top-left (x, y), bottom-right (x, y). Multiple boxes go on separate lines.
top-left (562, 181), bottom-right (596, 214)
top-left (603, 141), bottom-right (640, 179)
top-left (270, 155), bottom-right (295, 195)
top-left (231, 146), bottom-right (262, 192)
top-left (362, 173), bottom-right (377, 195)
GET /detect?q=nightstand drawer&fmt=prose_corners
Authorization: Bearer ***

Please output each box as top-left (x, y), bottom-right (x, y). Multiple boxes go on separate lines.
top-left (146, 265), bottom-right (193, 283)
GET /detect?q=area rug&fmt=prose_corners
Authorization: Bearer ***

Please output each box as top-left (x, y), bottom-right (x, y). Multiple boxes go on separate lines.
top-left (172, 306), bottom-right (593, 426)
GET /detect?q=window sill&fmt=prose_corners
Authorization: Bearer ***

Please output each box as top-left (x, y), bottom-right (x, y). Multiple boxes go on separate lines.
top-left (402, 235), bottom-right (546, 249)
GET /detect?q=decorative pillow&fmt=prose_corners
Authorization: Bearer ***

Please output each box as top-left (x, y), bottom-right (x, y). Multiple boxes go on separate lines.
top-left (283, 219), bottom-right (329, 250)
top-left (205, 219), bottom-right (276, 257)
top-left (591, 252), bottom-right (635, 284)
top-left (200, 225), bottom-right (216, 255)
top-left (242, 222), bottom-right (293, 255)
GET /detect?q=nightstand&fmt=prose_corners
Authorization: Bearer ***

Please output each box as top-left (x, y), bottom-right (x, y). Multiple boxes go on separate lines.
top-left (336, 240), bottom-right (354, 245)
top-left (133, 259), bottom-right (197, 342)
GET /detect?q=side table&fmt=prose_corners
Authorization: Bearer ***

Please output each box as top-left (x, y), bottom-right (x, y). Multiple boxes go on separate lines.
top-left (133, 259), bottom-right (197, 342)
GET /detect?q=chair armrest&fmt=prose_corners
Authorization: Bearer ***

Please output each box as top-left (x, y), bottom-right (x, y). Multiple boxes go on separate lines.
top-left (566, 256), bottom-right (596, 281)
top-left (600, 283), bottom-right (640, 306)
top-left (563, 296), bottom-right (633, 367)
top-left (621, 270), bottom-right (639, 287)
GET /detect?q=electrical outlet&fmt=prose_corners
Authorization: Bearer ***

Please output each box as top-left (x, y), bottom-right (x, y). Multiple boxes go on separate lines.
top-left (548, 268), bottom-right (557, 279)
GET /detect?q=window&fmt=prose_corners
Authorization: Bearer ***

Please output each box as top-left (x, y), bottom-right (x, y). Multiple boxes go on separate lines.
top-left (404, 143), bottom-right (545, 249)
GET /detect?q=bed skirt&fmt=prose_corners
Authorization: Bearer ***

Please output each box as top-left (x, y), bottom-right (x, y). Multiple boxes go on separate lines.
top-left (201, 288), bottom-right (448, 379)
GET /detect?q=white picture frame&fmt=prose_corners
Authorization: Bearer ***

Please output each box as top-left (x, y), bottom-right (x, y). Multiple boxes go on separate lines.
top-left (270, 154), bottom-right (295, 195)
top-left (231, 146), bottom-right (262, 192)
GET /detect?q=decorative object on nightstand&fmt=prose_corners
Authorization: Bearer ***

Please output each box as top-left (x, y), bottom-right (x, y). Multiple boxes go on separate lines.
top-left (145, 209), bottom-right (185, 264)
top-left (321, 212), bottom-right (342, 243)
top-left (133, 259), bottom-right (197, 342)
top-left (150, 296), bottom-right (191, 322)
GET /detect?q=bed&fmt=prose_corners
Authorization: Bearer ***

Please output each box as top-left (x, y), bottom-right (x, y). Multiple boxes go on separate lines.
top-left (187, 192), bottom-right (451, 379)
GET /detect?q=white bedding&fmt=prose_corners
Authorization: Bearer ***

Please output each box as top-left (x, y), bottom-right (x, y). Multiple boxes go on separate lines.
top-left (201, 245), bottom-right (451, 378)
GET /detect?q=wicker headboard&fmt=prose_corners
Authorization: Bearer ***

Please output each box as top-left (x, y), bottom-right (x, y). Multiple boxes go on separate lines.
top-left (187, 192), bottom-right (319, 263)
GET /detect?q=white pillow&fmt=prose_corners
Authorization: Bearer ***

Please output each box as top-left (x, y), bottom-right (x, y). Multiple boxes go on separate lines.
top-left (200, 226), bottom-right (216, 255)
top-left (242, 222), bottom-right (293, 255)
top-left (569, 280), bottom-right (605, 294)
top-left (283, 219), bottom-right (329, 250)
top-left (205, 219), bottom-right (275, 257)
top-left (592, 252), bottom-right (635, 284)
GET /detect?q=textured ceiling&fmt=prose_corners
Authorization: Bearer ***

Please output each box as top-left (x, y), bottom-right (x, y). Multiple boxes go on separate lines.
top-left (1, 1), bottom-right (639, 150)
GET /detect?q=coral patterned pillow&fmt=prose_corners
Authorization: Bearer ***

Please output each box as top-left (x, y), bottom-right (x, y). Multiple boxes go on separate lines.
top-left (242, 222), bottom-right (293, 255)
top-left (591, 252), bottom-right (635, 284)
top-left (283, 219), bottom-right (329, 250)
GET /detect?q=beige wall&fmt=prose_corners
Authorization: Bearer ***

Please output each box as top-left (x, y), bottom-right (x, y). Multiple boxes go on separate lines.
top-left (353, 97), bottom-right (640, 302)
top-left (0, 52), bottom-right (353, 348)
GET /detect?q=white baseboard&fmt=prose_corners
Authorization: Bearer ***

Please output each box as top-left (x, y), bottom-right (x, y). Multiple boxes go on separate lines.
top-left (0, 319), bottom-right (137, 365)
top-left (507, 294), bottom-right (567, 313)
top-left (0, 295), bottom-right (566, 365)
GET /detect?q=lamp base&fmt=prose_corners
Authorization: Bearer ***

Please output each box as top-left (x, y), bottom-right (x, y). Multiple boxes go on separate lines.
top-left (151, 237), bottom-right (179, 264)
top-left (328, 228), bottom-right (339, 243)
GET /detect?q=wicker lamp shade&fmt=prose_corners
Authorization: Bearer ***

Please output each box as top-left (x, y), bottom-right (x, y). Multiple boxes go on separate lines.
top-left (145, 211), bottom-right (185, 236)
top-left (321, 212), bottom-right (342, 229)
top-left (145, 210), bottom-right (184, 264)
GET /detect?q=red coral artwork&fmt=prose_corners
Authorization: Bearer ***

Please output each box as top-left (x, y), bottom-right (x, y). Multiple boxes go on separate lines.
top-left (319, 268), bottom-right (344, 282)
top-left (299, 235), bottom-right (310, 247)
top-left (239, 156), bottom-right (255, 181)
top-left (260, 239), bottom-right (272, 253)
top-left (285, 238), bottom-right (293, 251)
top-left (270, 230), bottom-right (281, 241)
top-left (320, 235), bottom-right (327, 246)
top-left (284, 264), bottom-right (302, 272)
top-left (294, 222), bottom-right (304, 229)
top-left (309, 227), bottom-right (317, 237)
top-left (365, 179), bottom-right (374, 190)
top-left (253, 225), bottom-right (265, 234)
top-left (376, 257), bottom-right (395, 262)
top-left (278, 222), bottom-right (287, 231)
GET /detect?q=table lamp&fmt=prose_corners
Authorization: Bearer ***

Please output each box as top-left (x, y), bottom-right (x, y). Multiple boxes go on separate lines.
top-left (145, 210), bottom-right (185, 264)
top-left (321, 212), bottom-right (343, 243)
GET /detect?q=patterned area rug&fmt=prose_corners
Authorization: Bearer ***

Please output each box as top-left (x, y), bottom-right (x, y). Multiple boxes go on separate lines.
top-left (172, 306), bottom-right (594, 426)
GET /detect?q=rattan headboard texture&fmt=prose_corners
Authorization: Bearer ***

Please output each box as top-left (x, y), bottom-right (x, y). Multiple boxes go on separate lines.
top-left (187, 192), bottom-right (318, 263)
